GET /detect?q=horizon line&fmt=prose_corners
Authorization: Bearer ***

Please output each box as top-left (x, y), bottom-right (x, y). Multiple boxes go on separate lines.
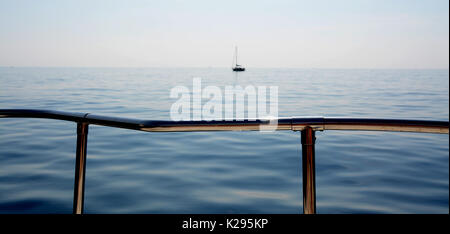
top-left (1, 66), bottom-right (449, 70)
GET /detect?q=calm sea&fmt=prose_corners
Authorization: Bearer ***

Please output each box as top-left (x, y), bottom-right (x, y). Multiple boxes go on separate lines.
top-left (0, 67), bottom-right (448, 214)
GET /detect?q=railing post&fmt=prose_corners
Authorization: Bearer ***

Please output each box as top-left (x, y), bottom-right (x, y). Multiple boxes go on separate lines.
top-left (301, 126), bottom-right (316, 214)
top-left (73, 122), bottom-right (89, 214)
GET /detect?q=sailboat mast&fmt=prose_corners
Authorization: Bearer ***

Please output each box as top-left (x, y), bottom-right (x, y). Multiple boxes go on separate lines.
top-left (235, 46), bottom-right (238, 66)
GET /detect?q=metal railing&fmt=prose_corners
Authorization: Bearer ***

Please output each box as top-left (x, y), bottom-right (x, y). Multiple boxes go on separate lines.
top-left (0, 109), bottom-right (448, 214)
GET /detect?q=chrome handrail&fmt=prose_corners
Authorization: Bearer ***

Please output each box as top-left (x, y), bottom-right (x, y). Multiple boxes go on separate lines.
top-left (1, 109), bottom-right (447, 133)
top-left (0, 109), bottom-right (448, 214)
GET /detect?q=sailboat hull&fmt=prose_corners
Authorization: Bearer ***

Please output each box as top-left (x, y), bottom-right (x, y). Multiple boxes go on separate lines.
top-left (232, 67), bottom-right (245, 71)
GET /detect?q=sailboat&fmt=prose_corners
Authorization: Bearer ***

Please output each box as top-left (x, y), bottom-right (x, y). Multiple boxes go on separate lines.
top-left (232, 46), bottom-right (245, 72)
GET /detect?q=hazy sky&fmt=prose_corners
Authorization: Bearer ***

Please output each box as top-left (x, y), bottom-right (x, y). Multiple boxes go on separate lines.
top-left (0, 0), bottom-right (448, 68)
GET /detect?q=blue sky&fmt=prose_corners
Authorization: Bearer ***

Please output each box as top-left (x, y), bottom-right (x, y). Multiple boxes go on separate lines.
top-left (0, 0), bottom-right (448, 68)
